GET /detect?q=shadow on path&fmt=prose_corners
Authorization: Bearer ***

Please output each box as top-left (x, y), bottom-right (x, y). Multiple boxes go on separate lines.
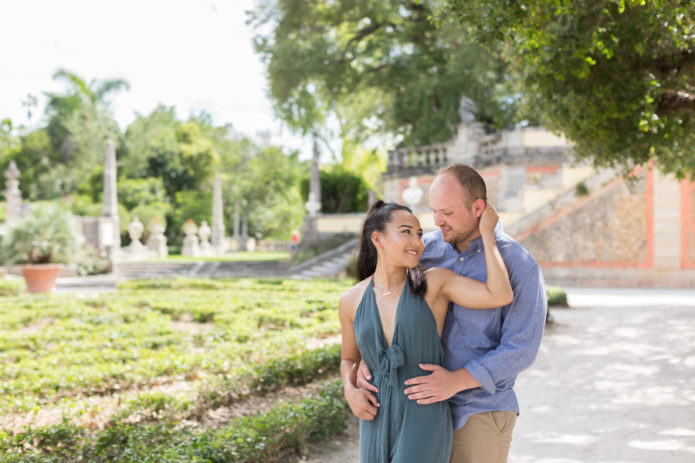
top-left (302, 288), bottom-right (695, 463)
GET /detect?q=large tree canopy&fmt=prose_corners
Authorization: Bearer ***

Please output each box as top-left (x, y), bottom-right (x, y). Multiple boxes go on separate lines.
top-left (250, 0), bottom-right (517, 148)
top-left (443, 0), bottom-right (695, 177)
top-left (2, 69), bottom-right (130, 199)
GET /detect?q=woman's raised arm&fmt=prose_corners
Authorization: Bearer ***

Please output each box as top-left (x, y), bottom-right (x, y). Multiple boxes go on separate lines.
top-left (436, 202), bottom-right (513, 309)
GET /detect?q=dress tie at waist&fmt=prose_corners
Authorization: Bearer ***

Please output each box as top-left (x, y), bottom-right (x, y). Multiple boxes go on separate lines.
top-left (376, 344), bottom-right (404, 388)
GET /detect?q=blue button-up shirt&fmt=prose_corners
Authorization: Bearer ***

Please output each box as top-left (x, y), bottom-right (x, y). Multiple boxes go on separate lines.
top-left (420, 224), bottom-right (546, 430)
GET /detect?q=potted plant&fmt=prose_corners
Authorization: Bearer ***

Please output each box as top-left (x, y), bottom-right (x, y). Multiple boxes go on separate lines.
top-left (1, 204), bottom-right (78, 293)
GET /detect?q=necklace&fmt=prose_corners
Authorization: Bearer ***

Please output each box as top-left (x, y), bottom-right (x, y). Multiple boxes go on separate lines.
top-left (373, 275), bottom-right (407, 297)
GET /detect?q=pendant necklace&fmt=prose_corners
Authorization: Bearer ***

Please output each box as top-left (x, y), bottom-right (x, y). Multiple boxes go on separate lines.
top-left (373, 274), bottom-right (407, 297)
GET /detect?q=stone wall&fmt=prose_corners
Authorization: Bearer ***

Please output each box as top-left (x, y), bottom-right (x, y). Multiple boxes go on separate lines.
top-left (683, 181), bottom-right (695, 268)
top-left (515, 168), bottom-right (695, 287)
top-left (520, 175), bottom-right (649, 266)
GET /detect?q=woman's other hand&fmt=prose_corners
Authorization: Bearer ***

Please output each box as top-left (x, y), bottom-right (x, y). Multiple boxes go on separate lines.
top-left (345, 387), bottom-right (379, 421)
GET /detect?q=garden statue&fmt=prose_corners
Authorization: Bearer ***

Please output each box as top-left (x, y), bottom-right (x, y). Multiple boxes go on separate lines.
top-left (181, 219), bottom-right (199, 257)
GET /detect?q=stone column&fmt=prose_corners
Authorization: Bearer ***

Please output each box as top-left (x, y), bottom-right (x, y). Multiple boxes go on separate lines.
top-left (101, 138), bottom-right (120, 248)
top-left (211, 172), bottom-right (225, 253)
top-left (233, 201), bottom-right (240, 239)
top-left (3, 161), bottom-right (22, 224)
top-left (497, 165), bottom-right (526, 213)
top-left (309, 135), bottom-right (322, 214)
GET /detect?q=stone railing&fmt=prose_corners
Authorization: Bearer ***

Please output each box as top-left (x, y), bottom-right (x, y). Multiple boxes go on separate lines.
top-left (477, 134), bottom-right (506, 167)
top-left (386, 144), bottom-right (449, 176)
top-left (256, 239), bottom-right (294, 252)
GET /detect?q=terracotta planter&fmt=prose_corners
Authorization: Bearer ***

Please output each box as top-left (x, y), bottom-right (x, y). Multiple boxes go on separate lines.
top-left (21, 264), bottom-right (63, 293)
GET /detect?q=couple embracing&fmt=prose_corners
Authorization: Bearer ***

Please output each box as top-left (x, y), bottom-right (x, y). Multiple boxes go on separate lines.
top-left (339, 164), bottom-right (547, 463)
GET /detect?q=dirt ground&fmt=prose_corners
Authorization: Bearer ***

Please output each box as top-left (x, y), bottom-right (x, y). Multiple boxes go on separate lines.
top-left (300, 287), bottom-right (695, 463)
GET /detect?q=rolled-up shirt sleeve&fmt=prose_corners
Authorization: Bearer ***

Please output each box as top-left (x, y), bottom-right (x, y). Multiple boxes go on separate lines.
top-left (463, 262), bottom-right (547, 394)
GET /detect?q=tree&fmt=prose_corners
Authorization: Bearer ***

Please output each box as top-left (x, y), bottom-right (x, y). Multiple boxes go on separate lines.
top-left (300, 166), bottom-right (371, 213)
top-left (249, 0), bottom-right (516, 150)
top-left (443, 0), bottom-right (695, 177)
top-left (222, 143), bottom-right (306, 239)
top-left (7, 69), bottom-right (132, 199)
top-left (45, 69), bottom-right (129, 161)
top-left (121, 107), bottom-right (219, 199)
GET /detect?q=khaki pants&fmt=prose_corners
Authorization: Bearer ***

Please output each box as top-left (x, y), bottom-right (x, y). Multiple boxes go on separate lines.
top-left (449, 411), bottom-right (517, 463)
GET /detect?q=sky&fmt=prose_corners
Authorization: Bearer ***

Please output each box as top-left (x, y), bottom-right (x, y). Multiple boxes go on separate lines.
top-left (0, 0), bottom-right (312, 154)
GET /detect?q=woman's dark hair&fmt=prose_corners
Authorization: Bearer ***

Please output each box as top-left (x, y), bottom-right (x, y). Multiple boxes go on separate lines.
top-left (356, 200), bottom-right (427, 297)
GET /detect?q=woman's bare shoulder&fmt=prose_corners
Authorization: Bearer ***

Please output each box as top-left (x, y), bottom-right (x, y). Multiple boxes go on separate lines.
top-left (339, 277), bottom-right (371, 312)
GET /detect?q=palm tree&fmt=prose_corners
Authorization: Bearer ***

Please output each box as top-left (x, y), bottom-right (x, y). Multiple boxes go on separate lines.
top-left (45, 69), bottom-right (129, 163)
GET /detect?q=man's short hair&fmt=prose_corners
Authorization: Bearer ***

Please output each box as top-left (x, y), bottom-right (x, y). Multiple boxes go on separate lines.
top-left (439, 164), bottom-right (487, 205)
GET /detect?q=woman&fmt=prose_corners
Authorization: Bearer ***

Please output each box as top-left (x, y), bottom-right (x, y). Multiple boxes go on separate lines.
top-left (339, 200), bottom-right (513, 463)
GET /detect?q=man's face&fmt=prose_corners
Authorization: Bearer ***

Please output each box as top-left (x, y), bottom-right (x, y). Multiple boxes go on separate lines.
top-left (428, 173), bottom-right (481, 251)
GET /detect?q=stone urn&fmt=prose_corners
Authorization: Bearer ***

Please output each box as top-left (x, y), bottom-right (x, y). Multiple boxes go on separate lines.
top-left (181, 219), bottom-right (200, 257)
top-left (127, 216), bottom-right (145, 250)
top-left (198, 220), bottom-right (212, 254)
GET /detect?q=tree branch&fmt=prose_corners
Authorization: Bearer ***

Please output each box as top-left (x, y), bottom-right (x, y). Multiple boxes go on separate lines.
top-left (348, 22), bottom-right (386, 47)
top-left (657, 89), bottom-right (695, 115)
top-left (653, 50), bottom-right (695, 79)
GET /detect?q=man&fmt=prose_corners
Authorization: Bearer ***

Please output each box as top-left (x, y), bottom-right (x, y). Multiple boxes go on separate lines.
top-left (358, 164), bottom-right (546, 463)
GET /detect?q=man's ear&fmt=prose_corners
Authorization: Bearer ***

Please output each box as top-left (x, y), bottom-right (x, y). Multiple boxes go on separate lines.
top-left (472, 198), bottom-right (486, 219)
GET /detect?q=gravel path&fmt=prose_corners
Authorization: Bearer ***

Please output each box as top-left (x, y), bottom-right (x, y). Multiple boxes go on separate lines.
top-left (301, 288), bottom-right (695, 463)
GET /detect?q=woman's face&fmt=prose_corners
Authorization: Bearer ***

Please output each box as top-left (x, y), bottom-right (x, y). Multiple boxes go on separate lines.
top-left (373, 209), bottom-right (424, 268)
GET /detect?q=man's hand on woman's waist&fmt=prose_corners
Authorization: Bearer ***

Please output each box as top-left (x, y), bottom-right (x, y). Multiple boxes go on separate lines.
top-left (403, 365), bottom-right (481, 405)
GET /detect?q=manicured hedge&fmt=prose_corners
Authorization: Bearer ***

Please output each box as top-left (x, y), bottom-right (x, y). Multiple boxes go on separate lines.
top-left (0, 380), bottom-right (349, 463)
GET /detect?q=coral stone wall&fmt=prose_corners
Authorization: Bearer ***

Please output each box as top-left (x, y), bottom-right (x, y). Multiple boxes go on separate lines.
top-left (521, 175), bottom-right (650, 267)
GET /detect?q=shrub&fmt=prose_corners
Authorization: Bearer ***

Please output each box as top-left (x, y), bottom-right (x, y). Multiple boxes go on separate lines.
top-left (0, 203), bottom-right (78, 264)
top-left (546, 285), bottom-right (568, 307)
top-left (0, 278), bottom-right (22, 296)
top-left (301, 167), bottom-right (370, 213)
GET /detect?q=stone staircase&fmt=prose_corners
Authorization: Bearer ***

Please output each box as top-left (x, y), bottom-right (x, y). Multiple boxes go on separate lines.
top-left (289, 238), bottom-right (360, 279)
top-left (116, 260), bottom-right (289, 279)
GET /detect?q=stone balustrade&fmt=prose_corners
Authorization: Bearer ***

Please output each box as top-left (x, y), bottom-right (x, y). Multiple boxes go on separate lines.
top-left (386, 144), bottom-right (449, 176)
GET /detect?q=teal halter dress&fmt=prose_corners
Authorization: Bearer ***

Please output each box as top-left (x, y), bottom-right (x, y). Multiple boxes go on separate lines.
top-left (354, 279), bottom-right (453, 463)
